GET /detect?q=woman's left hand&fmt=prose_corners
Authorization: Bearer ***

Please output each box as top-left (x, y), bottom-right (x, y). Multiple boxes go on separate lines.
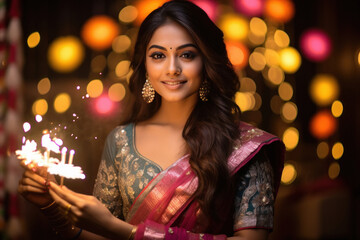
top-left (48, 182), bottom-right (128, 238)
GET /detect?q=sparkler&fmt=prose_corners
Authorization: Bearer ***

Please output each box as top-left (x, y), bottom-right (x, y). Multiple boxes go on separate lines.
top-left (16, 133), bottom-right (85, 186)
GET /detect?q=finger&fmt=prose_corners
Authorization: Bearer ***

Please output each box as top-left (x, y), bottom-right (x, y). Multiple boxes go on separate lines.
top-left (49, 182), bottom-right (84, 206)
top-left (18, 183), bottom-right (47, 194)
top-left (23, 170), bottom-right (47, 186)
top-left (20, 177), bottom-right (46, 190)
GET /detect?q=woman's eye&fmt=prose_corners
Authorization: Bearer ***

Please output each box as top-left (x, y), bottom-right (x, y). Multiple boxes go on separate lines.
top-left (150, 52), bottom-right (165, 59)
top-left (181, 51), bottom-right (196, 59)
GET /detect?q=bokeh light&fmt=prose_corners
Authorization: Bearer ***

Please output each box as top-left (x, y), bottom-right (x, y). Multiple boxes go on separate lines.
top-left (278, 47), bottom-right (301, 73)
top-left (328, 162), bottom-right (340, 179)
top-left (115, 60), bottom-right (131, 78)
top-left (331, 100), bottom-right (343, 117)
top-left (234, 0), bottom-right (264, 17)
top-left (267, 66), bottom-right (284, 85)
top-left (219, 14), bottom-right (249, 41)
top-left (27, 32), bottom-right (40, 48)
top-left (281, 101), bottom-right (297, 123)
top-left (274, 30), bottom-right (290, 48)
top-left (112, 35), bottom-right (132, 53)
top-left (189, 0), bottom-right (218, 21)
top-left (87, 79), bottom-right (104, 98)
top-left (264, 49), bottom-right (280, 66)
top-left (225, 41), bottom-right (249, 69)
top-left (35, 115), bottom-right (43, 122)
top-left (235, 92), bottom-right (255, 112)
top-left (332, 142), bottom-right (344, 160)
top-left (264, 0), bottom-right (295, 23)
top-left (32, 99), bottom-right (48, 116)
top-left (281, 163), bottom-right (297, 185)
top-left (119, 5), bottom-right (138, 23)
top-left (54, 93), bottom-right (71, 113)
top-left (37, 77), bottom-right (51, 95)
top-left (278, 82), bottom-right (293, 101)
top-left (94, 95), bottom-right (115, 114)
top-left (23, 122), bottom-right (31, 133)
top-left (81, 15), bottom-right (120, 51)
top-left (310, 74), bottom-right (339, 106)
top-left (282, 127), bottom-right (299, 150)
top-left (239, 77), bottom-right (256, 92)
top-left (249, 17), bottom-right (267, 37)
top-left (317, 141), bottom-right (329, 159)
top-left (249, 51), bottom-right (266, 71)
top-left (309, 110), bottom-right (338, 139)
top-left (48, 36), bottom-right (85, 73)
top-left (134, 0), bottom-right (168, 25)
top-left (300, 29), bottom-right (332, 62)
top-left (108, 83), bottom-right (126, 102)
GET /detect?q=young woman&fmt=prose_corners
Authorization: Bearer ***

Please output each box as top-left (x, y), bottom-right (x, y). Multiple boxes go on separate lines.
top-left (18, 1), bottom-right (284, 239)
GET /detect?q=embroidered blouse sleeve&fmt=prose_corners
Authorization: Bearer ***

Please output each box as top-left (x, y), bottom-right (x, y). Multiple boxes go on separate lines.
top-left (233, 150), bottom-right (275, 231)
top-left (93, 127), bottom-right (124, 219)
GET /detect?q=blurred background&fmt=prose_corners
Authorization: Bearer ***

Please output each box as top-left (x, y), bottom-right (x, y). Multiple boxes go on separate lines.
top-left (0, 0), bottom-right (359, 239)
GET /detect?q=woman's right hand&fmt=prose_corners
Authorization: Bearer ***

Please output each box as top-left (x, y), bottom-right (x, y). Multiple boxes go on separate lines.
top-left (18, 160), bottom-right (56, 208)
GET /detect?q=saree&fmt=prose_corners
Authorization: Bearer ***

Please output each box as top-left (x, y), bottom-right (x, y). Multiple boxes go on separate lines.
top-left (93, 122), bottom-right (284, 239)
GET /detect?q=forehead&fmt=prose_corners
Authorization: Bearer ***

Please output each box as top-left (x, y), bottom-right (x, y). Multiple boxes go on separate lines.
top-left (147, 21), bottom-right (195, 48)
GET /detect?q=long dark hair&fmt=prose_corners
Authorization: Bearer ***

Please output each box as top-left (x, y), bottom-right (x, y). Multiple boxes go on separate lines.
top-left (122, 0), bottom-right (241, 224)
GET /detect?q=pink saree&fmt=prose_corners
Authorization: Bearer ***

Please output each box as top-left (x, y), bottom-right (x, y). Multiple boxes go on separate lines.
top-left (127, 122), bottom-right (284, 240)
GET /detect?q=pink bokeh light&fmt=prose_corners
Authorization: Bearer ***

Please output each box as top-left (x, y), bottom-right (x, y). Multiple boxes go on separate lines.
top-left (234, 0), bottom-right (264, 17)
top-left (189, 0), bottom-right (218, 21)
top-left (94, 95), bottom-right (114, 115)
top-left (300, 29), bottom-right (332, 62)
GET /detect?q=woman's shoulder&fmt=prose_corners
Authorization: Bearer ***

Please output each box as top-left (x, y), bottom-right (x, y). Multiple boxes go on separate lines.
top-left (235, 121), bottom-right (280, 146)
top-left (105, 123), bottom-right (134, 145)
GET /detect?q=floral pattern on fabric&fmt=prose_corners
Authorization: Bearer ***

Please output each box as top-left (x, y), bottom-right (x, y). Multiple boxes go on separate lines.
top-left (93, 124), bottom-right (162, 220)
top-left (233, 150), bottom-right (275, 230)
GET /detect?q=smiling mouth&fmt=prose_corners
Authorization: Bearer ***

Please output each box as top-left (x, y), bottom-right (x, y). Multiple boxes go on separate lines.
top-left (161, 81), bottom-right (187, 85)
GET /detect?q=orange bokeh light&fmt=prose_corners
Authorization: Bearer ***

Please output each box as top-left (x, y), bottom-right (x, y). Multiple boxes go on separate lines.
top-left (81, 15), bottom-right (120, 51)
top-left (134, 0), bottom-right (169, 25)
top-left (225, 41), bottom-right (249, 69)
top-left (309, 110), bottom-right (338, 139)
top-left (264, 0), bottom-right (295, 23)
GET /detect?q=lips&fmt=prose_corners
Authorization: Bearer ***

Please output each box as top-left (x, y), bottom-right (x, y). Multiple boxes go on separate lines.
top-left (161, 80), bottom-right (187, 85)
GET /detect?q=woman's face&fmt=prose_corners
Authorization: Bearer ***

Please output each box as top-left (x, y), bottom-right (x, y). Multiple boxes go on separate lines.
top-left (145, 20), bottom-right (203, 104)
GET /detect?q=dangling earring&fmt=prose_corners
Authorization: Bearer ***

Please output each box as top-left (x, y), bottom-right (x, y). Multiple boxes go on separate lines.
top-left (142, 77), bottom-right (155, 103)
top-left (199, 80), bottom-right (209, 102)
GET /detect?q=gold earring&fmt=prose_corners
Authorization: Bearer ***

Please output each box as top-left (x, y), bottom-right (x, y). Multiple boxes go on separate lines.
top-left (199, 80), bottom-right (209, 102)
top-left (142, 77), bottom-right (155, 103)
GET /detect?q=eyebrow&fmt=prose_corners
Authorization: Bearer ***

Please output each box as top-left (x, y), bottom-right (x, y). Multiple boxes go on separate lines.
top-left (148, 43), bottom-right (198, 51)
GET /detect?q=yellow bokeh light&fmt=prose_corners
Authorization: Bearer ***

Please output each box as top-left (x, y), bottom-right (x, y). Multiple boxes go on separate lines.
top-left (219, 14), bottom-right (249, 41)
top-left (310, 74), bottom-right (339, 106)
top-left (32, 99), bottom-right (48, 116)
top-left (328, 162), bottom-right (340, 179)
top-left (37, 77), bottom-right (51, 95)
top-left (112, 35), bottom-right (132, 53)
top-left (87, 79), bottom-right (104, 98)
top-left (281, 163), bottom-right (297, 185)
top-left (268, 66), bottom-right (284, 85)
top-left (119, 5), bottom-right (138, 23)
top-left (279, 47), bottom-right (301, 73)
top-left (281, 101), bottom-right (297, 123)
top-left (235, 92), bottom-right (255, 112)
top-left (249, 17), bottom-right (267, 37)
top-left (332, 142), bottom-right (344, 160)
top-left (115, 60), bottom-right (131, 78)
top-left (274, 30), bottom-right (290, 48)
top-left (27, 32), bottom-right (41, 48)
top-left (248, 32), bottom-right (265, 45)
top-left (265, 49), bottom-right (280, 66)
top-left (317, 141), bottom-right (329, 159)
top-left (54, 93), bottom-right (71, 113)
top-left (331, 100), bottom-right (343, 117)
top-left (358, 50), bottom-right (360, 65)
top-left (282, 127), bottom-right (299, 150)
top-left (240, 77), bottom-right (256, 93)
top-left (278, 82), bottom-right (293, 101)
top-left (249, 52), bottom-right (266, 71)
top-left (108, 83), bottom-right (126, 102)
top-left (48, 36), bottom-right (85, 73)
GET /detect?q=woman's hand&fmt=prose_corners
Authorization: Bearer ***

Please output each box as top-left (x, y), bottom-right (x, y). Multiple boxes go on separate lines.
top-left (48, 182), bottom-right (134, 239)
top-left (18, 160), bottom-right (56, 207)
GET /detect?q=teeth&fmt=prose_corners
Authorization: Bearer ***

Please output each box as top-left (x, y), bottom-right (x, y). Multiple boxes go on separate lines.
top-left (164, 81), bottom-right (184, 85)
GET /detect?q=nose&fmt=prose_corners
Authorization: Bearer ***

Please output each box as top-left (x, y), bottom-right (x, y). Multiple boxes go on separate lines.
top-left (167, 56), bottom-right (181, 77)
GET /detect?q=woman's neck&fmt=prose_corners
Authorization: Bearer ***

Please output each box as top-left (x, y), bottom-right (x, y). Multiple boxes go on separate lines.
top-left (150, 98), bottom-right (197, 129)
